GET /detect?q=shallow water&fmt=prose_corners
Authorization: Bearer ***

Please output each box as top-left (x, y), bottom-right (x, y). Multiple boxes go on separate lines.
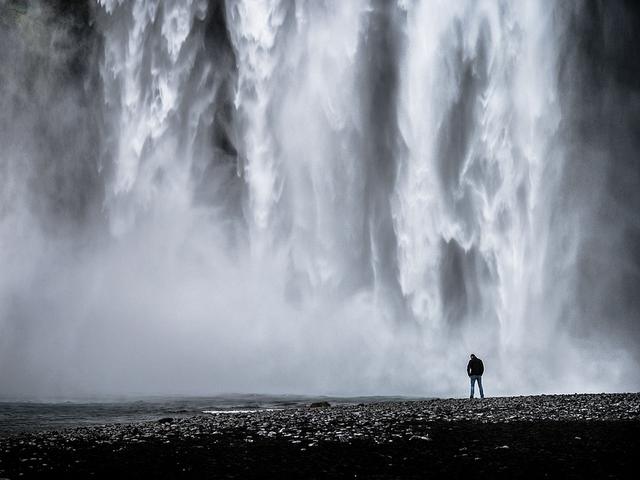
top-left (0, 394), bottom-right (419, 434)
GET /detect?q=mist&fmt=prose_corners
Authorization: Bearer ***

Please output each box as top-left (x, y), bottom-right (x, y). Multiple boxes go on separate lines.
top-left (0, 0), bottom-right (639, 399)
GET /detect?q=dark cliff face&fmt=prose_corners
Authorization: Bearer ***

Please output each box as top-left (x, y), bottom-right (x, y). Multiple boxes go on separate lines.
top-left (0, 0), bottom-right (103, 235)
top-left (555, 1), bottom-right (640, 350)
top-left (356, 1), bottom-right (407, 317)
top-left (188, 0), bottom-right (242, 221)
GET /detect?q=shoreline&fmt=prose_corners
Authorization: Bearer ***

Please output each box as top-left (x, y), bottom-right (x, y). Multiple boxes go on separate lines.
top-left (1, 393), bottom-right (638, 478)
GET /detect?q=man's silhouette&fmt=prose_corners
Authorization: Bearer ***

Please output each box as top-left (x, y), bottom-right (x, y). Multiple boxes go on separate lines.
top-left (467, 354), bottom-right (484, 399)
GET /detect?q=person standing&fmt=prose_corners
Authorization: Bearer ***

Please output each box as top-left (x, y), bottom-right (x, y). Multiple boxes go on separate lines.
top-left (467, 354), bottom-right (484, 399)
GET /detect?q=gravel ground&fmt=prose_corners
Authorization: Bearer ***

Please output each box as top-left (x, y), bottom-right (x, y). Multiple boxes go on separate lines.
top-left (1, 393), bottom-right (639, 478)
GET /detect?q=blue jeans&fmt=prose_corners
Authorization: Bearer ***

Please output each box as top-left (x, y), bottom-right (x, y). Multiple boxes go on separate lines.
top-left (470, 375), bottom-right (484, 398)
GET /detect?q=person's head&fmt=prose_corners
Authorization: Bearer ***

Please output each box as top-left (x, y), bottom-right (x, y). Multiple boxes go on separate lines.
top-left (470, 354), bottom-right (476, 359)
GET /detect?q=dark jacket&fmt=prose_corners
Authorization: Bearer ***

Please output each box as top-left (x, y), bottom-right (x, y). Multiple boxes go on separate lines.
top-left (467, 357), bottom-right (484, 376)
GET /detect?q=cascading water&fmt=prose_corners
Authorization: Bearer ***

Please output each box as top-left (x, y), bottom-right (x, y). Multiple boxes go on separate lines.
top-left (0, 0), bottom-right (639, 397)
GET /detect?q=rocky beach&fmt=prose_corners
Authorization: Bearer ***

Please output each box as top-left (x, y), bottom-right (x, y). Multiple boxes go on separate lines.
top-left (1, 393), bottom-right (638, 478)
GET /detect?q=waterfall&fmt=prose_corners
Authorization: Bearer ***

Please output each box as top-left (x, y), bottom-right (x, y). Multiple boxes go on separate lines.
top-left (0, 0), bottom-right (638, 397)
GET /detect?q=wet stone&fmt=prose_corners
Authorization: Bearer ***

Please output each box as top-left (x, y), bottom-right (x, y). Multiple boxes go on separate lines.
top-left (0, 393), bottom-right (639, 478)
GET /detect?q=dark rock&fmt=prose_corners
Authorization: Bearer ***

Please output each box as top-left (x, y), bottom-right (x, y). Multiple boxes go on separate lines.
top-left (309, 401), bottom-right (331, 408)
top-left (1, 394), bottom-right (639, 478)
